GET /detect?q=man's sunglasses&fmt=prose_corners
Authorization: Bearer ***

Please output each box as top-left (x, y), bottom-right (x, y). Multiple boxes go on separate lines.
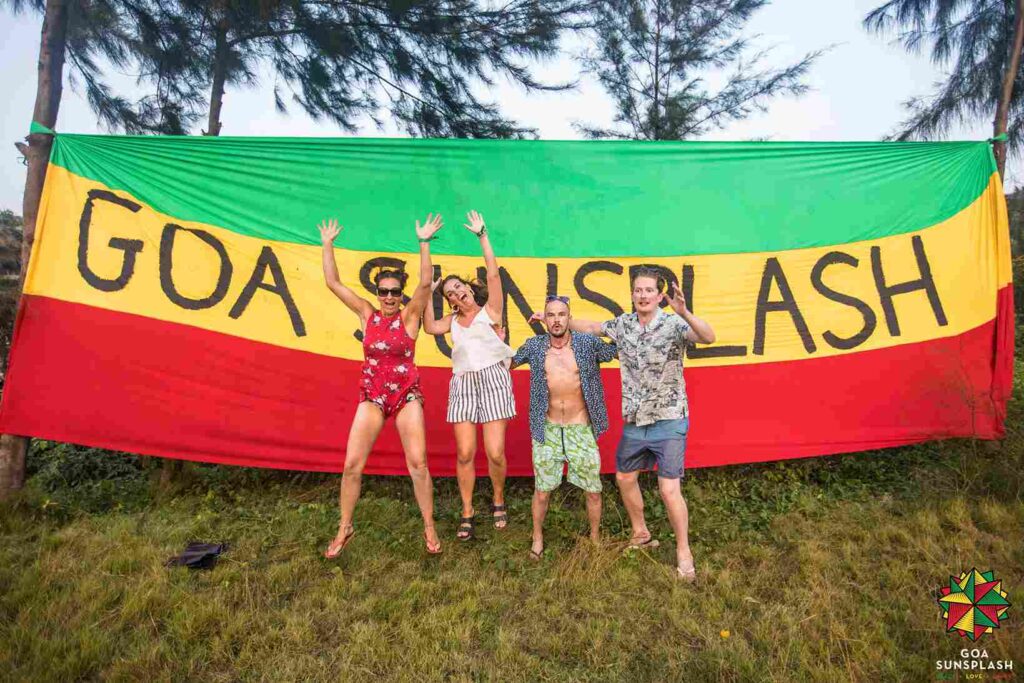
top-left (545, 295), bottom-right (570, 304)
top-left (377, 287), bottom-right (403, 298)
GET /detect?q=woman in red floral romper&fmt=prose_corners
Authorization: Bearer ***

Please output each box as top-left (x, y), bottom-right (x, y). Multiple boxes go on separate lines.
top-left (319, 213), bottom-right (444, 557)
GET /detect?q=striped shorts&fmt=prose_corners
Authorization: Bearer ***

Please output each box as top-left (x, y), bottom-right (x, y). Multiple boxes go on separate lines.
top-left (447, 361), bottom-right (517, 424)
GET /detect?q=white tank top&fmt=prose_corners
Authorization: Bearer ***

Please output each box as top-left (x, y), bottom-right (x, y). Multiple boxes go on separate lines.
top-left (450, 306), bottom-right (514, 375)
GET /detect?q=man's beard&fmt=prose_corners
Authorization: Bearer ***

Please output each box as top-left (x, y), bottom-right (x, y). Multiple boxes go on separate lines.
top-left (550, 327), bottom-right (568, 338)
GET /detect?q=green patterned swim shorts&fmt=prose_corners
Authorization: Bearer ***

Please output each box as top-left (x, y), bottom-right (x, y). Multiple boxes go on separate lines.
top-left (532, 421), bottom-right (602, 493)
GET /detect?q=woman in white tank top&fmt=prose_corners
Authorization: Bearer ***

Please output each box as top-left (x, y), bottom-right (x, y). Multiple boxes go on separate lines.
top-left (424, 210), bottom-right (516, 541)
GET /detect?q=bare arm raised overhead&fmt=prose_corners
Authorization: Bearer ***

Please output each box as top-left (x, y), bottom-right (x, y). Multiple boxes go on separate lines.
top-left (464, 210), bottom-right (503, 322)
top-left (402, 213), bottom-right (443, 336)
top-left (423, 275), bottom-right (453, 336)
top-left (319, 218), bottom-right (375, 331)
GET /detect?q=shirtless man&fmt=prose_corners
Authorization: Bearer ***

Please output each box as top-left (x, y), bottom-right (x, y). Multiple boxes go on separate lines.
top-left (511, 295), bottom-right (617, 559)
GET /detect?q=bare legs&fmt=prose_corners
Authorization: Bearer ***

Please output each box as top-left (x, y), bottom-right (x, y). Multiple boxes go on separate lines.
top-left (453, 422), bottom-right (478, 526)
top-left (657, 476), bottom-right (694, 578)
top-left (395, 400), bottom-right (440, 552)
top-left (615, 470), bottom-right (694, 579)
top-left (584, 492), bottom-right (602, 543)
top-left (615, 470), bottom-right (650, 543)
top-left (530, 489), bottom-right (550, 556)
top-left (530, 489), bottom-right (602, 557)
top-left (326, 402), bottom-right (384, 556)
top-left (453, 419), bottom-right (508, 537)
top-left (482, 420), bottom-right (508, 526)
top-left (326, 400), bottom-right (440, 556)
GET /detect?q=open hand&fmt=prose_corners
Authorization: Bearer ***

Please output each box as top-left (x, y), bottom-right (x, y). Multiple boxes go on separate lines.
top-left (318, 218), bottom-right (341, 245)
top-left (416, 213), bottom-right (443, 241)
top-left (464, 210), bottom-right (486, 236)
top-left (664, 281), bottom-right (688, 314)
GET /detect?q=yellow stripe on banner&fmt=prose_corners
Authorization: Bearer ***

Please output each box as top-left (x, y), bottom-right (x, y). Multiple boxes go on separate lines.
top-left (27, 166), bottom-right (1010, 369)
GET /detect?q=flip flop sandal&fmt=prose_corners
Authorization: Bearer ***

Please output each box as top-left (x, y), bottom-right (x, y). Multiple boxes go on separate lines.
top-left (423, 529), bottom-right (443, 555)
top-left (456, 516), bottom-right (475, 542)
top-left (625, 535), bottom-right (660, 551)
top-left (491, 504), bottom-right (509, 529)
top-left (528, 545), bottom-right (545, 562)
top-left (323, 525), bottom-right (355, 559)
top-left (676, 561), bottom-right (697, 584)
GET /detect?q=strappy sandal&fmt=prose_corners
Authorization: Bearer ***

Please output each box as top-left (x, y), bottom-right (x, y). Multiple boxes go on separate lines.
top-left (456, 516), bottom-right (475, 542)
top-left (424, 526), bottom-right (442, 555)
top-left (323, 525), bottom-right (355, 559)
top-left (491, 503), bottom-right (508, 529)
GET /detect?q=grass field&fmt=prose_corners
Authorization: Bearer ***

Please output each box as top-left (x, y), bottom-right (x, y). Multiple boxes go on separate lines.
top-left (1, 372), bottom-right (1022, 682)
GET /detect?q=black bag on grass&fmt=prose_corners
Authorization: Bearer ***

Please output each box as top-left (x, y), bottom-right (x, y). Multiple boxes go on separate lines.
top-left (164, 542), bottom-right (228, 570)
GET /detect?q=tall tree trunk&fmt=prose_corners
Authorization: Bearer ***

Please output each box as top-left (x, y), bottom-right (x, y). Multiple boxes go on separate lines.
top-left (206, 22), bottom-right (229, 137)
top-left (0, 0), bottom-right (70, 500)
top-left (994, 0), bottom-right (1024, 177)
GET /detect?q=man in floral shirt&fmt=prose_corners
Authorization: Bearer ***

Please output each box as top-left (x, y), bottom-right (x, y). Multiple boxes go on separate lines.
top-left (512, 295), bottom-right (617, 560)
top-left (570, 267), bottom-right (716, 582)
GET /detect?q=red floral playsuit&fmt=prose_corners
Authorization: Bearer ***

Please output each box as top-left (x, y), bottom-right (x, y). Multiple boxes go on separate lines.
top-left (359, 310), bottom-right (423, 418)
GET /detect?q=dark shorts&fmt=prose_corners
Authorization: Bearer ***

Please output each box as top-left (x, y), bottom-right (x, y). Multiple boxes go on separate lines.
top-left (614, 417), bottom-right (689, 479)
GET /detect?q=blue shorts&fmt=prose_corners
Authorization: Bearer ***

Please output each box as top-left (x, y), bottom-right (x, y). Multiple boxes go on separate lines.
top-left (614, 417), bottom-right (689, 479)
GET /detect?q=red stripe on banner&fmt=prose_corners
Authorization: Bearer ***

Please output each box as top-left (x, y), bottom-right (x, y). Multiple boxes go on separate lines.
top-left (0, 292), bottom-right (1012, 476)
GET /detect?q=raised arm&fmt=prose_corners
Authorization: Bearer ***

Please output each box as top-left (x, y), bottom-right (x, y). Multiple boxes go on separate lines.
top-left (319, 219), bottom-right (374, 327)
top-left (665, 282), bottom-right (716, 344)
top-left (423, 276), bottom-right (453, 336)
top-left (402, 213), bottom-right (443, 328)
top-left (568, 318), bottom-right (607, 336)
top-left (465, 210), bottom-right (503, 320)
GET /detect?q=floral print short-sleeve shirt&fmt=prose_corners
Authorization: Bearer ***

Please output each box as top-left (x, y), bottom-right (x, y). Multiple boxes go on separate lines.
top-left (602, 309), bottom-right (693, 426)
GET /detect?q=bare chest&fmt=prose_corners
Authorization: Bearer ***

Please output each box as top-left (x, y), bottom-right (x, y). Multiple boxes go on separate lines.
top-left (545, 346), bottom-right (580, 388)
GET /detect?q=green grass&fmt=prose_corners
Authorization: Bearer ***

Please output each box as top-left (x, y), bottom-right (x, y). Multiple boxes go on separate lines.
top-left (2, 382), bottom-right (1023, 681)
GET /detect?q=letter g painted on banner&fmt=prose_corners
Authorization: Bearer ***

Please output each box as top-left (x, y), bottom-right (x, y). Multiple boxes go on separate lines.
top-left (77, 189), bottom-right (144, 292)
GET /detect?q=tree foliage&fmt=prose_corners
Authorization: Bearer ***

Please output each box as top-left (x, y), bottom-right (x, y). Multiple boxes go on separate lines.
top-left (578, 0), bottom-right (820, 140)
top-left (2, 0), bottom-right (187, 132)
top-left (5, 1), bottom-right (592, 137)
top-left (119, 0), bottom-right (594, 137)
top-left (864, 0), bottom-right (1024, 155)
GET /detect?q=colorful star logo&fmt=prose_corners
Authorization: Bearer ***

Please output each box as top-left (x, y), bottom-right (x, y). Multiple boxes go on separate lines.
top-left (937, 568), bottom-right (1011, 641)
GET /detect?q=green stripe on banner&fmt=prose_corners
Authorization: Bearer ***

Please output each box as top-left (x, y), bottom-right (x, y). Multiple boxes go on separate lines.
top-left (51, 134), bottom-right (995, 257)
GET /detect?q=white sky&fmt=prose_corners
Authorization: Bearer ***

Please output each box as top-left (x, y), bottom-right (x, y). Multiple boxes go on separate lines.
top-left (0, 0), bottom-right (1013, 212)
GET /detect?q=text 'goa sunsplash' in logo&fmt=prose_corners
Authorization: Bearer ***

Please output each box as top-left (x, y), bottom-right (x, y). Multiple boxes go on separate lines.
top-left (938, 568), bottom-right (1011, 641)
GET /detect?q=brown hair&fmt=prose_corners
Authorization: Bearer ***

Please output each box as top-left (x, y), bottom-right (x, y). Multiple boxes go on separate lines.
top-left (440, 274), bottom-right (488, 310)
top-left (374, 269), bottom-right (409, 290)
top-left (630, 266), bottom-right (666, 293)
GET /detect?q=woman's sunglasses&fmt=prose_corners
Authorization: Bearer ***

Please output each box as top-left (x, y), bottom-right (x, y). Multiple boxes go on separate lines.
top-left (377, 287), bottom-right (403, 298)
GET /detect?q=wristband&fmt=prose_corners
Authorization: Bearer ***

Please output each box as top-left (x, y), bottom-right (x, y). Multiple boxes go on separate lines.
top-left (418, 236), bottom-right (435, 243)
top-left (477, 224), bottom-right (487, 237)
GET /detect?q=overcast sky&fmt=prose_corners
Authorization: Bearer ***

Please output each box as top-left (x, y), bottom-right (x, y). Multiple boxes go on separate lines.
top-left (0, 0), bottom-right (1011, 212)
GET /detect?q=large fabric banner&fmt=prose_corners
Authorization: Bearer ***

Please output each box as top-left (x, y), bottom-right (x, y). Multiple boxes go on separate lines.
top-left (0, 135), bottom-right (1013, 475)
